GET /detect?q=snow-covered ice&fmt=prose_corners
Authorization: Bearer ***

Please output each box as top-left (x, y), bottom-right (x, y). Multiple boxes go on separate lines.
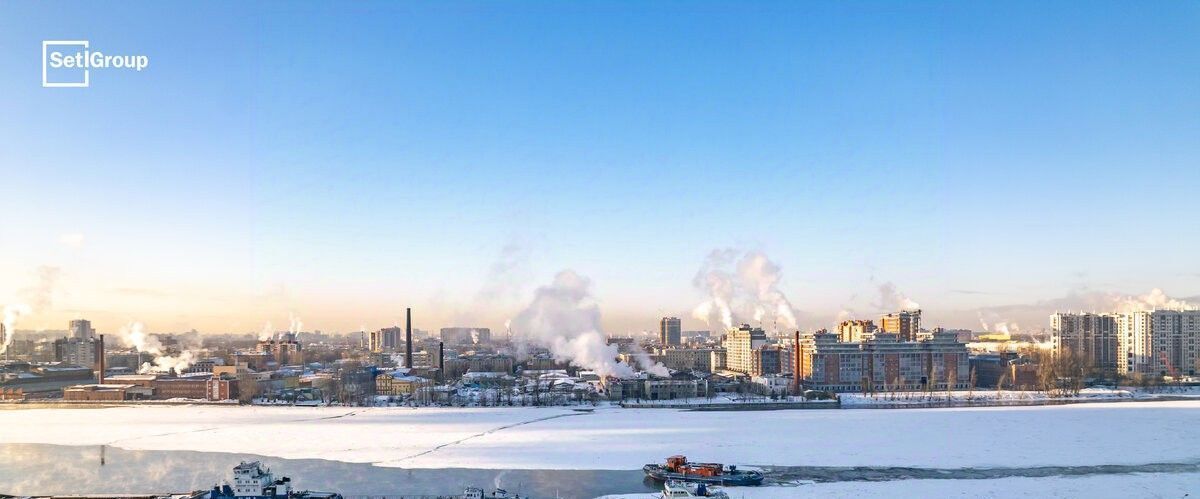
top-left (1, 401), bottom-right (1198, 470)
top-left (599, 472), bottom-right (1200, 498)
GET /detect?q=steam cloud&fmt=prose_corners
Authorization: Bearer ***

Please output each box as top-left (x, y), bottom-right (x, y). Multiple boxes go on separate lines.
top-left (511, 270), bottom-right (667, 378)
top-left (692, 249), bottom-right (799, 331)
top-left (259, 321), bottom-right (275, 341)
top-left (288, 313), bottom-right (303, 336)
top-left (876, 282), bottom-right (920, 312)
top-left (1116, 288), bottom-right (1197, 313)
top-left (1, 304), bottom-right (32, 355)
top-left (119, 322), bottom-right (198, 374)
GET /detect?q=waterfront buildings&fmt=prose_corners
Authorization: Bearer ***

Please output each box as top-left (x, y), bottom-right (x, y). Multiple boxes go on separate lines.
top-left (1117, 310), bottom-right (1200, 378)
top-left (660, 347), bottom-right (715, 372)
top-left (1050, 313), bottom-right (1120, 376)
top-left (796, 329), bottom-right (969, 392)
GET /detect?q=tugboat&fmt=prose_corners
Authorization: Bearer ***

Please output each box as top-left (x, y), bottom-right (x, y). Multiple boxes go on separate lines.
top-left (209, 461), bottom-right (343, 499)
top-left (463, 487), bottom-right (523, 499)
top-left (661, 480), bottom-right (731, 498)
top-left (643, 455), bottom-right (764, 486)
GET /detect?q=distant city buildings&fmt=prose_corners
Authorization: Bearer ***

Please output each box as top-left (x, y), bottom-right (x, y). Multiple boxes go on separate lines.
top-left (440, 327), bottom-right (491, 346)
top-left (659, 317), bottom-right (681, 346)
top-left (256, 333), bottom-right (302, 366)
top-left (69, 319), bottom-right (95, 340)
top-left (369, 327), bottom-right (403, 353)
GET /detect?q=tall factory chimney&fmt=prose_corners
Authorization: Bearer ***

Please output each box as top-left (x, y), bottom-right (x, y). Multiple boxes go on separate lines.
top-left (96, 334), bottom-right (106, 385)
top-left (405, 307), bottom-right (413, 369)
top-left (438, 341), bottom-right (444, 382)
top-left (791, 330), bottom-right (800, 396)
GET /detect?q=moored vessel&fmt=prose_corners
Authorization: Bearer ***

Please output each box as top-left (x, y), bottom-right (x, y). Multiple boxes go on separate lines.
top-left (643, 455), bottom-right (764, 486)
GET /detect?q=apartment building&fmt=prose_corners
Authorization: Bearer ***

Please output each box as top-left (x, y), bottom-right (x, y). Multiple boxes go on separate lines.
top-left (723, 325), bottom-right (767, 374)
top-left (1118, 310), bottom-right (1200, 377)
top-left (1050, 312), bottom-right (1120, 376)
top-left (796, 330), bottom-right (969, 392)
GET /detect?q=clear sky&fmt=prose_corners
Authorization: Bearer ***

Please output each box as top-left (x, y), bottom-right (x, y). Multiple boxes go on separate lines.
top-left (1, 1), bottom-right (1197, 336)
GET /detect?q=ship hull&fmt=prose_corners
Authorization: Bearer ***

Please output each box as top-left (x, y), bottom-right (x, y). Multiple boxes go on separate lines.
top-left (642, 465), bottom-right (764, 486)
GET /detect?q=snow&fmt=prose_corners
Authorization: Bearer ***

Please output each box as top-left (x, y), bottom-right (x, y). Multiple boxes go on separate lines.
top-left (838, 388), bottom-right (1134, 406)
top-left (0, 402), bottom-right (1199, 470)
top-left (600, 472), bottom-right (1200, 498)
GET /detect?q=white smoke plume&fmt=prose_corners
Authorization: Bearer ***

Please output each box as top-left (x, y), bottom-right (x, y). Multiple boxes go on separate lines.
top-left (18, 266), bottom-right (61, 312)
top-left (876, 282), bottom-right (920, 312)
top-left (259, 321), bottom-right (275, 341)
top-left (146, 350), bottom-right (197, 374)
top-left (288, 313), bottom-right (303, 336)
top-left (511, 270), bottom-right (667, 378)
top-left (1, 304), bottom-right (32, 355)
top-left (977, 313), bottom-right (1021, 335)
top-left (118, 322), bottom-right (197, 374)
top-left (692, 249), bottom-right (799, 331)
top-left (1116, 288), bottom-right (1197, 313)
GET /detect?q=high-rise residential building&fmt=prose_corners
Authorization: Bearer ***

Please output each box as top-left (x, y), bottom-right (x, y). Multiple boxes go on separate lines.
top-left (796, 329), bottom-right (969, 392)
top-left (660, 317), bottom-right (682, 346)
top-left (54, 337), bottom-right (97, 369)
top-left (1117, 310), bottom-right (1200, 377)
top-left (369, 327), bottom-right (403, 353)
top-left (1051, 312), bottom-right (1120, 376)
top-left (837, 320), bottom-right (878, 343)
top-left (880, 310), bottom-right (921, 342)
top-left (69, 319), bottom-right (94, 340)
top-left (722, 324), bottom-right (768, 374)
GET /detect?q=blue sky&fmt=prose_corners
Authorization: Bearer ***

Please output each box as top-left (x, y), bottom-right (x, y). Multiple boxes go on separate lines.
top-left (1, 1), bottom-right (1197, 335)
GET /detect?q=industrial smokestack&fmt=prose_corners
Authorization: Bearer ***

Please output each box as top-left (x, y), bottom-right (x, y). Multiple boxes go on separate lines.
top-left (791, 330), bottom-right (800, 397)
top-left (438, 341), bottom-right (444, 382)
top-left (97, 334), bottom-right (106, 385)
top-left (405, 308), bottom-right (413, 369)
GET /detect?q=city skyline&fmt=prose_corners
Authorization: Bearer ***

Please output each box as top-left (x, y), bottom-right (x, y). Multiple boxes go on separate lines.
top-left (3, 2), bottom-right (1199, 335)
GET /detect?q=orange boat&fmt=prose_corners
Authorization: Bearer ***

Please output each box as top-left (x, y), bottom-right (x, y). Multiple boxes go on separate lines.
top-left (643, 455), bottom-right (764, 486)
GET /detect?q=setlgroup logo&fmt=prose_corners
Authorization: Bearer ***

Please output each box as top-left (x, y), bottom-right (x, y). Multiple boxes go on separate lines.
top-left (42, 40), bottom-right (149, 87)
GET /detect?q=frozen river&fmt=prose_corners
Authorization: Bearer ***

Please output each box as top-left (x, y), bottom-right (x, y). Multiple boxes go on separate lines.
top-left (2, 401), bottom-right (1200, 497)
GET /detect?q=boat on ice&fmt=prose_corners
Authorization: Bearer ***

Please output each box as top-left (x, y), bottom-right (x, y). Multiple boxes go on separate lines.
top-left (660, 480), bottom-right (730, 498)
top-left (463, 486), bottom-right (524, 499)
top-left (643, 455), bottom-right (764, 486)
top-left (209, 461), bottom-right (342, 499)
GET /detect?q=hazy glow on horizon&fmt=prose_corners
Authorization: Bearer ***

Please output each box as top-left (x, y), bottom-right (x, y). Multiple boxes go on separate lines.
top-left (1, 2), bottom-right (1198, 336)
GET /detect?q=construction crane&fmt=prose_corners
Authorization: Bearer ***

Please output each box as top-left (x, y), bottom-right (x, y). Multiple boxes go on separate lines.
top-left (1159, 351), bottom-right (1178, 379)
